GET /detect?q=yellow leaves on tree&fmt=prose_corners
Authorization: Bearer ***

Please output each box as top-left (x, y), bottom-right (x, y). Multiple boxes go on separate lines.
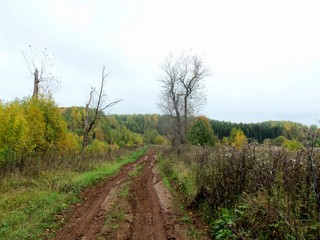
top-left (23, 98), bottom-right (46, 151)
top-left (230, 128), bottom-right (248, 149)
top-left (0, 97), bottom-right (80, 163)
top-left (0, 101), bottom-right (30, 159)
top-left (84, 139), bottom-right (108, 155)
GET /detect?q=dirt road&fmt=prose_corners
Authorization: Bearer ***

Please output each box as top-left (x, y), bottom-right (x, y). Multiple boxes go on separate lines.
top-left (53, 150), bottom-right (209, 240)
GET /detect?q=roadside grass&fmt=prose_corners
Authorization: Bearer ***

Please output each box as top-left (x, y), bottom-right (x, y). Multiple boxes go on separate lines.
top-left (157, 153), bottom-right (197, 203)
top-left (0, 146), bottom-right (147, 240)
top-left (156, 154), bottom-right (174, 192)
top-left (156, 152), bottom-right (204, 239)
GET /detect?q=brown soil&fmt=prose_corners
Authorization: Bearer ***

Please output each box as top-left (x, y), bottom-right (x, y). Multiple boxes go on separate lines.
top-left (53, 150), bottom-right (210, 240)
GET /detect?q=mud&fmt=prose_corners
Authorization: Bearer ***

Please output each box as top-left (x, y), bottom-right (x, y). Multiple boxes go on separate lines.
top-left (53, 151), bottom-right (209, 240)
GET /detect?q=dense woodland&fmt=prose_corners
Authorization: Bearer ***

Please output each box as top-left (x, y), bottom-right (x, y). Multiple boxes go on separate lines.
top-left (211, 119), bottom-right (317, 143)
top-left (62, 108), bottom-right (319, 145)
top-left (63, 110), bottom-right (319, 147)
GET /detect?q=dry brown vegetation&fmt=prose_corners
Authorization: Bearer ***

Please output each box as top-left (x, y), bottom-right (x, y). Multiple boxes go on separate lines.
top-left (159, 144), bottom-right (320, 239)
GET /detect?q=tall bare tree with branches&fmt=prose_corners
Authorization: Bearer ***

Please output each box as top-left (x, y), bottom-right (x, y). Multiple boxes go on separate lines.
top-left (178, 53), bottom-right (210, 139)
top-left (158, 52), bottom-right (210, 145)
top-left (82, 66), bottom-right (122, 148)
top-left (23, 45), bottom-right (60, 97)
top-left (158, 55), bottom-right (184, 144)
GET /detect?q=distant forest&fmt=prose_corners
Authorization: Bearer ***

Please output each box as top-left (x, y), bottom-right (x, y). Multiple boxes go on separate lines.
top-left (61, 108), bottom-right (315, 144)
top-left (210, 119), bottom-right (311, 143)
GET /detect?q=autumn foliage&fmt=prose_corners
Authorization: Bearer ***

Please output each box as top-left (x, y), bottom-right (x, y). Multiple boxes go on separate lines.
top-left (0, 97), bottom-right (80, 173)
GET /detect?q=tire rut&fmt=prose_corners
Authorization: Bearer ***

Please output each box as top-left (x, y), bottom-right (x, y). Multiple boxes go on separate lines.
top-left (53, 156), bottom-right (146, 240)
top-left (129, 153), bottom-right (168, 239)
top-left (104, 151), bottom-right (191, 240)
top-left (53, 150), bottom-right (209, 240)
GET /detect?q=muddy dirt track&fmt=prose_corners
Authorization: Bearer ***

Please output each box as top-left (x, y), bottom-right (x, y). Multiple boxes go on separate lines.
top-left (53, 150), bottom-right (209, 240)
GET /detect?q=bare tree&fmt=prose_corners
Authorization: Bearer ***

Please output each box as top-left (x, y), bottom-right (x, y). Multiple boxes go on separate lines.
top-left (23, 45), bottom-right (60, 97)
top-left (158, 55), bottom-right (184, 145)
top-left (82, 66), bottom-right (122, 148)
top-left (158, 52), bottom-right (210, 145)
top-left (177, 53), bottom-right (210, 138)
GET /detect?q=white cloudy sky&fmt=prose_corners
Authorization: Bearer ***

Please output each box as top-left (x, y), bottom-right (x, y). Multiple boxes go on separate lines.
top-left (1, 0), bottom-right (320, 126)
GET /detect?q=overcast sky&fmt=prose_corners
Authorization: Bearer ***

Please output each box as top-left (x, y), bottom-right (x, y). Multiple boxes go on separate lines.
top-left (1, 0), bottom-right (320, 126)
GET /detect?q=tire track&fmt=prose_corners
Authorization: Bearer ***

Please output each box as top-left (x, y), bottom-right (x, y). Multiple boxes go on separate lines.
top-left (53, 156), bottom-right (146, 240)
top-left (53, 150), bottom-right (209, 240)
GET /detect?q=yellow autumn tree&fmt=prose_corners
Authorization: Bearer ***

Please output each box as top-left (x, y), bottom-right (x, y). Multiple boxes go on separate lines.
top-left (0, 100), bottom-right (30, 162)
top-left (230, 128), bottom-right (248, 149)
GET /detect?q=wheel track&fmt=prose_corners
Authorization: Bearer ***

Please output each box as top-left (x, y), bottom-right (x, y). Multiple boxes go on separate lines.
top-left (129, 153), bottom-right (168, 239)
top-left (53, 155), bottom-right (146, 240)
top-left (53, 150), bottom-right (209, 240)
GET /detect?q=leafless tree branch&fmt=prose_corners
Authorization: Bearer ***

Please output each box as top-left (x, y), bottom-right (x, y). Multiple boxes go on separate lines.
top-left (22, 45), bottom-right (60, 97)
top-left (158, 51), bottom-right (210, 145)
top-left (82, 66), bottom-right (123, 148)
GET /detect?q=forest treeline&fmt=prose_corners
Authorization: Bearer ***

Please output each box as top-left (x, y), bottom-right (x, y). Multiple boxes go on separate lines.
top-left (1, 94), bottom-right (318, 175)
top-left (65, 111), bottom-right (316, 145)
top-left (210, 119), bottom-right (315, 143)
top-left (62, 109), bottom-right (315, 144)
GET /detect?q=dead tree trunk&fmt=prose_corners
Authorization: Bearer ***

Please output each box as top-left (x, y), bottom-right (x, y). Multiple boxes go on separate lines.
top-left (33, 68), bottom-right (39, 97)
top-left (82, 90), bottom-right (94, 149)
top-left (82, 66), bottom-right (122, 149)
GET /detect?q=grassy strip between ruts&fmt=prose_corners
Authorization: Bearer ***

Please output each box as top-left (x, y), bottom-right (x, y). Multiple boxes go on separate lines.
top-left (156, 153), bottom-right (204, 239)
top-left (98, 163), bottom-right (145, 239)
top-left (0, 146), bottom-right (147, 240)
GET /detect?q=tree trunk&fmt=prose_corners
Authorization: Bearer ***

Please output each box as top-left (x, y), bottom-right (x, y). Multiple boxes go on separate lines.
top-left (82, 97), bottom-right (91, 149)
top-left (82, 129), bottom-right (89, 149)
top-left (172, 94), bottom-right (183, 145)
top-left (184, 96), bottom-right (188, 143)
top-left (33, 68), bottom-right (39, 97)
top-left (176, 112), bottom-right (183, 145)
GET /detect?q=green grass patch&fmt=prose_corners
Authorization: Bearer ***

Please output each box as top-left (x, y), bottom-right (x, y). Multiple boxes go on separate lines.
top-left (156, 154), bottom-right (174, 191)
top-left (129, 164), bottom-right (144, 177)
top-left (0, 146), bottom-right (147, 240)
top-left (157, 153), bottom-right (196, 201)
top-left (119, 183), bottom-right (130, 199)
top-left (162, 175), bottom-right (173, 191)
top-left (0, 190), bottom-right (75, 239)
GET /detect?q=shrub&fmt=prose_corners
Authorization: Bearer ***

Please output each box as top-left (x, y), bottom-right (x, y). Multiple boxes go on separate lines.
top-left (188, 116), bottom-right (217, 146)
top-left (85, 139), bottom-right (108, 155)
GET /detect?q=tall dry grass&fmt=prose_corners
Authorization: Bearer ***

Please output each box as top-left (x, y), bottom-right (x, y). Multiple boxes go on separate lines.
top-left (160, 144), bottom-right (320, 239)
